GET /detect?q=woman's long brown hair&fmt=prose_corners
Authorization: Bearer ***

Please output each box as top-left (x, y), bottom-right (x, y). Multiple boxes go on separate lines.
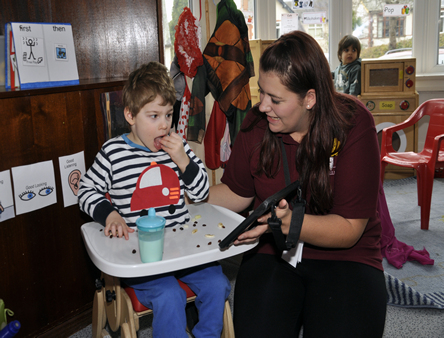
top-left (244, 31), bottom-right (356, 214)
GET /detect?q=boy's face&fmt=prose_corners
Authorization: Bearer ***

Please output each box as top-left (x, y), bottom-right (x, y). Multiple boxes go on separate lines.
top-left (124, 95), bottom-right (173, 152)
top-left (341, 46), bottom-right (358, 65)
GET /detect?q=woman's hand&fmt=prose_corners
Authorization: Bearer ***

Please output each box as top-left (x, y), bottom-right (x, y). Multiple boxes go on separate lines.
top-left (233, 223), bottom-right (268, 245)
top-left (270, 199), bottom-right (293, 235)
top-left (105, 210), bottom-right (135, 240)
top-left (233, 198), bottom-right (291, 245)
top-left (257, 198), bottom-right (293, 234)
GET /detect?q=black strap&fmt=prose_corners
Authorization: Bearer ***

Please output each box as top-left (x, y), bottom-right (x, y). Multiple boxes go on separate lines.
top-left (281, 138), bottom-right (291, 186)
top-left (268, 139), bottom-right (306, 251)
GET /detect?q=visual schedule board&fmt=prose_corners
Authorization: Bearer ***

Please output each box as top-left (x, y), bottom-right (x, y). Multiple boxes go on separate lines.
top-left (5, 22), bottom-right (79, 89)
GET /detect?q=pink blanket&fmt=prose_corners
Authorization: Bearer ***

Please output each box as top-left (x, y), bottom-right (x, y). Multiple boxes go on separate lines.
top-left (379, 182), bottom-right (434, 269)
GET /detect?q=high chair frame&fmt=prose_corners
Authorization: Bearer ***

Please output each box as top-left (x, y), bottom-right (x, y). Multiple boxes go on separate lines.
top-left (81, 203), bottom-right (256, 338)
top-left (92, 272), bottom-right (234, 338)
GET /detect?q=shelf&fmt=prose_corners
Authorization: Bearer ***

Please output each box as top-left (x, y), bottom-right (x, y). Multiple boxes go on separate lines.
top-left (0, 78), bottom-right (127, 99)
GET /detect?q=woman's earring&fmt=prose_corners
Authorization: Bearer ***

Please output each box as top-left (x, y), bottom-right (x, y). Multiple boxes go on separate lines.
top-left (307, 105), bottom-right (310, 109)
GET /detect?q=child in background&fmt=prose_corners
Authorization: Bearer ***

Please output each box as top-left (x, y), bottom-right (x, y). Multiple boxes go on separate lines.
top-left (78, 62), bottom-right (231, 338)
top-left (332, 35), bottom-right (362, 96)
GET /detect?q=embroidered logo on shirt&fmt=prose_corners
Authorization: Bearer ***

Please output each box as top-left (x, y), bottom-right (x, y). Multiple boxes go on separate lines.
top-left (331, 138), bottom-right (340, 157)
top-left (330, 138), bottom-right (340, 175)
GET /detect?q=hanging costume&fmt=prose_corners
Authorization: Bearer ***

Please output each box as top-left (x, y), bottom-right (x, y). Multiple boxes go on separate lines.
top-left (188, 0), bottom-right (254, 169)
top-left (173, 7), bottom-right (204, 141)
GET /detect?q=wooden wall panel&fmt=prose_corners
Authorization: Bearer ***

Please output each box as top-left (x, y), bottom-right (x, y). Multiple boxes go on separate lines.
top-left (0, 90), bottom-right (100, 336)
top-left (0, 84), bottom-right (128, 337)
top-left (0, 0), bottom-right (160, 80)
top-left (0, 0), bottom-right (160, 335)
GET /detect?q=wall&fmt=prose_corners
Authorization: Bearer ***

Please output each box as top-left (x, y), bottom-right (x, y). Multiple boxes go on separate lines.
top-left (0, 1), bottom-right (161, 337)
top-left (0, 0), bottom-right (161, 81)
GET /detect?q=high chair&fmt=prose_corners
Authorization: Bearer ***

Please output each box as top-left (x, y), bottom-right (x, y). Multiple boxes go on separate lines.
top-left (92, 272), bottom-right (234, 338)
top-left (81, 203), bottom-right (256, 338)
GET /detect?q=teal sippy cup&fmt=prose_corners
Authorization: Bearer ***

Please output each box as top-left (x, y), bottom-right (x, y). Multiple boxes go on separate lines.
top-left (136, 208), bottom-right (166, 263)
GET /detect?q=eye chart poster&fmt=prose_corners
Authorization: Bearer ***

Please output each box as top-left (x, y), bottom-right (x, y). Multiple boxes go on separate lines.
top-left (11, 160), bottom-right (57, 215)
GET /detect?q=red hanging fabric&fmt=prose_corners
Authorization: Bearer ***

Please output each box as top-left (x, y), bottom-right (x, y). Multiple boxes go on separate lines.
top-left (204, 101), bottom-right (226, 170)
top-left (174, 7), bottom-right (203, 78)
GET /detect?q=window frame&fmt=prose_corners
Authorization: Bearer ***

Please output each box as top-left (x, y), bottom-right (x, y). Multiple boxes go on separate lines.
top-left (413, 0), bottom-right (444, 91)
top-left (253, 0), bottom-right (444, 91)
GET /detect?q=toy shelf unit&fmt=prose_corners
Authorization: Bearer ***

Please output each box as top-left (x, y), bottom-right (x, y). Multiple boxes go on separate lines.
top-left (249, 39), bottom-right (275, 106)
top-left (359, 58), bottom-right (419, 179)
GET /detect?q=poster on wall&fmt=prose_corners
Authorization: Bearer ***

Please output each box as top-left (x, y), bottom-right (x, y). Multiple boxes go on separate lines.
top-left (281, 13), bottom-right (299, 35)
top-left (302, 12), bottom-right (327, 24)
top-left (11, 160), bottom-right (57, 215)
top-left (0, 170), bottom-right (15, 222)
top-left (58, 151), bottom-right (86, 207)
top-left (383, 4), bottom-right (411, 17)
top-left (292, 0), bottom-right (315, 10)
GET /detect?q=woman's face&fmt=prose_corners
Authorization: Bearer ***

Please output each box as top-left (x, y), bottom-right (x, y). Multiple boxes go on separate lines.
top-left (258, 70), bottom-right (314, 142)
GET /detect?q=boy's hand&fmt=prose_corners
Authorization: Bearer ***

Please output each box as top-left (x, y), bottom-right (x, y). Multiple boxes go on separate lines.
top-left (160, 132), bottom-right (190, 172)
top-left (105, 210), bottom-right (135, 240)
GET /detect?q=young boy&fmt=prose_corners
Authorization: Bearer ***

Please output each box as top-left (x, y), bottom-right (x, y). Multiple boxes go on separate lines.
top-left (332, 35), bottom-right (362, 96)
top-left (78, 62), bottom-right (231, 337)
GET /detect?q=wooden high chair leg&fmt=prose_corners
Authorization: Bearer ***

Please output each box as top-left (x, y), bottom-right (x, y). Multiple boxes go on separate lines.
top-left (121, 322), bottom-right (132, 338)
top-left (221, 300), bottom-right (235, 338)
top-left (120, 288), bottom-right (138, 337)
top-left (102, 273), bottom-right (123, 332)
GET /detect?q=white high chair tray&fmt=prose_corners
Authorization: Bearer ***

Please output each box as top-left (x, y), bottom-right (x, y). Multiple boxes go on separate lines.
top-left (81, 203), bottom-right (257, 277)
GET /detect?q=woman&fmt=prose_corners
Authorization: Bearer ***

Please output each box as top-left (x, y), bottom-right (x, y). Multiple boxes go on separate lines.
top-left (208, 31), bottom-right (387, 337)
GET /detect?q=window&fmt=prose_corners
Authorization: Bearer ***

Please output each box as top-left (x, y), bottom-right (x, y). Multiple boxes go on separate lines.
top-left (308, 24), bottom-right (325, 39)
top-left (439, 1), bottom-right (444, 64)
top-left (234, 0), bottom-right (256, 40)
top-left (352, 1), bottom-right (413, 59)
top-left (413, 0), bottom-right (444, 86)
top-left (277, 1), bottom-right (330, 56)
top-left (164, 0), bottom-right (444, 91)
top-left (377, 16), bottom-right (406, 38)
top-left (335, 0), bottom-right (444, 91)
top-left (161, 0), bottom-right (190, 67)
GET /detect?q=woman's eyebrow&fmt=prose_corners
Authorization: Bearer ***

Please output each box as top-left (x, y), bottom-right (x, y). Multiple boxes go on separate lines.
top-left (257, 83), bottom-right (283, 100)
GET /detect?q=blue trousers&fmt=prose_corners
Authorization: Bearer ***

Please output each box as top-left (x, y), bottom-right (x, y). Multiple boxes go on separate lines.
top-left (124, 262), bottom-right (231, 338)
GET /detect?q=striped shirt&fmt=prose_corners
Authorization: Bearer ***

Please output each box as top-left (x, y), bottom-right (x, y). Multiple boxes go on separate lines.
top-left (78, 134), bottom-right (209, 228)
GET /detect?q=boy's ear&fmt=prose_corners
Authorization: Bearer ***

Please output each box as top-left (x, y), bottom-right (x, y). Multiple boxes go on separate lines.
top-left (124, 107), bottom-right (135, 125)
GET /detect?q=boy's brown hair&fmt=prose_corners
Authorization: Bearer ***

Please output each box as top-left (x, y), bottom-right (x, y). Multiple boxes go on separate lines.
top-left (337, 35), bottom-right (361, 62)
top-left (123, 61), bottom-right (176, 116)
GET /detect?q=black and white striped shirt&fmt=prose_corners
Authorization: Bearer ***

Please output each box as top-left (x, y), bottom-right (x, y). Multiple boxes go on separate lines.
top-left (78, 134), bottom-right (209, 228)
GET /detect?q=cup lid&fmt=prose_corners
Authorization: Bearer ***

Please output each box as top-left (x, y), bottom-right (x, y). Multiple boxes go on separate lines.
top-left (136, 208), bottom-right (166, 231)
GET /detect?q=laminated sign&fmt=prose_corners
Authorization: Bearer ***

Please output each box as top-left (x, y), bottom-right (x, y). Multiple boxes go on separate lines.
top-left (5, 22), bottom-right (79, 89)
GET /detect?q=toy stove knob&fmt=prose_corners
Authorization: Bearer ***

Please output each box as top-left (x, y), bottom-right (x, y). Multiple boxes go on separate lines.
top-left (405, 65), bottom-right (415, 75)
top-left (400, 100), bottom-right (410, 110)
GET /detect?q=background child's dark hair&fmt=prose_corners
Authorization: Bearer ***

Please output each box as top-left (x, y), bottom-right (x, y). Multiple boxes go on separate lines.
top-left (123, 61), bottom-right (176, 116)
top-left (337, 35), bottom-right (361, 62)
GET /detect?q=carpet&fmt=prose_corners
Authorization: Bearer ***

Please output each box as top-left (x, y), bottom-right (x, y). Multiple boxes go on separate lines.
top-left (382, 177), bottom-right (444, 309)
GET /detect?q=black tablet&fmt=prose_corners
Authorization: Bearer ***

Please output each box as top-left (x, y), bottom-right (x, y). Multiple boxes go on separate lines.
top-left (218, 181), bottom-right (300, 250)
